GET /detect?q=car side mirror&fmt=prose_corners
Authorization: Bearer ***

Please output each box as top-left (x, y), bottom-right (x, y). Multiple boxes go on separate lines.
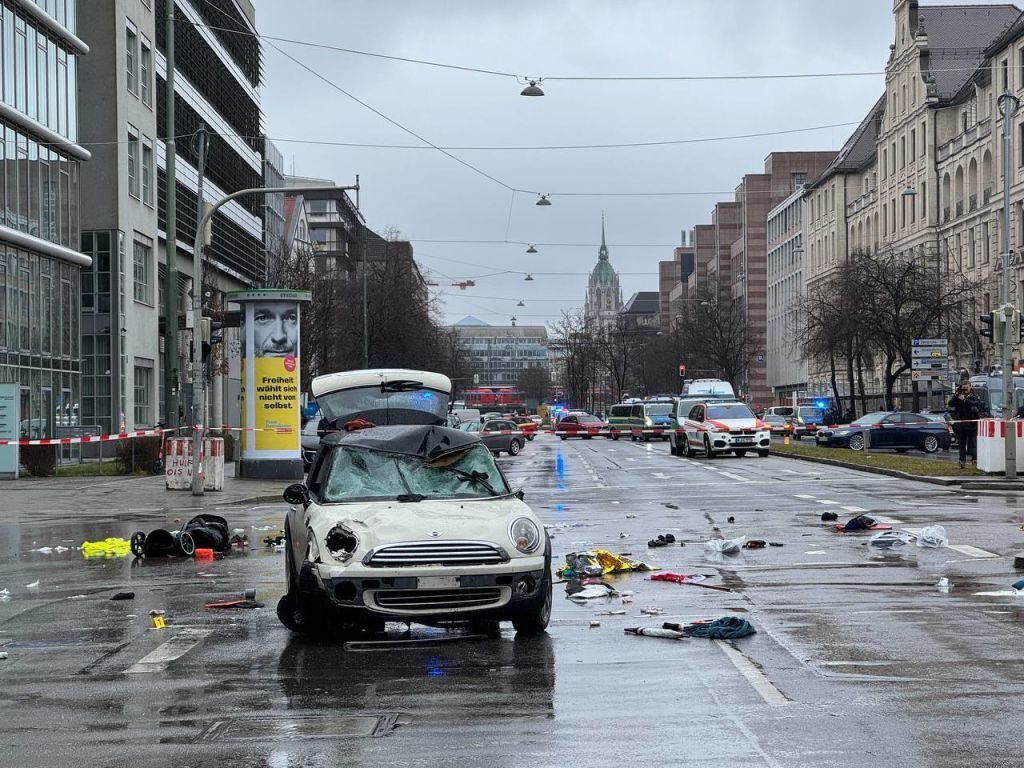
top-left (283, 483), bottom-right (309, 506)
top-left (515, 488), bottom-right (525, 500)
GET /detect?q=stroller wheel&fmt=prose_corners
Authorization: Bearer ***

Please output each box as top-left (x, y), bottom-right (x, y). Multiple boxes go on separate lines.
top-left (130, 531), bottom-right (146, 557)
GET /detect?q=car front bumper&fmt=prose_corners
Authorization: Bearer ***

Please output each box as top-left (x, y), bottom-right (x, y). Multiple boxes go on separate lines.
top-left (708, 431), bottom-right (771, 451)
top-left (299, 556), bottom-right (548, 621)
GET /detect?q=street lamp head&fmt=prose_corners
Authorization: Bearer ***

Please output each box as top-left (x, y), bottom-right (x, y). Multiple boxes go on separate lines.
top-left (901, 186), bottom-right (917, 197)
top-left (520, 80), bottom-right (545, 97)
top-left (517, 300), bottom-right (525, 307)
top-left (536, 195), bottom-right (552, 206)
top-left (526, 244), bottom-right (538, 253)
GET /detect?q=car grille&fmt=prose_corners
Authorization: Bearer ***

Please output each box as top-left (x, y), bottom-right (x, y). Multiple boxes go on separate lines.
top-left (364, 540), bottom-right (508, 568)
top-left (370, 587), bottom-right (507, 612)
top-left (729, 429), bottom-right (758, 435)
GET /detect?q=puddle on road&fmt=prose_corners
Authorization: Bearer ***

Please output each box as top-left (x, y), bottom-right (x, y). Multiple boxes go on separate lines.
top-left (187, 713), bottom-right (409, 742)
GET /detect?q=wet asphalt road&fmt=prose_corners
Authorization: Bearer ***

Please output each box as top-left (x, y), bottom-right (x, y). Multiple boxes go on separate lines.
top-left (3, 436), bottom-right (1024, 766)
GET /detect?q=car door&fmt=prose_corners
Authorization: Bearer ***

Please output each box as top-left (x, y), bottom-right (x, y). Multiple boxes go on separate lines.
top-left (485, 420), bottom-right (514, 451)
top-left (897, 413), bottom-right (930, 447)
top-left (560, 415), bottom-right (578, 436)
top-left (874, 414), bottom-right (902, 447)
top-left (686, 405), bottom-right (705, 447)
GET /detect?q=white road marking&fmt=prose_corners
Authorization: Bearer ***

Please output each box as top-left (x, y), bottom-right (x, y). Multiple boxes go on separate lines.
top-left (719, 472), bottom-right (748, 482)
top-left (125, 629), bottom-right (210, 674)
top-left (816, 500), bottom-right (841, 505)
top-left (714, 640), bottom-right (788, 706)
top-left (841, 505), bottom-right (867, 513)
top-left (780, 469), bottom-right (800, 474)
top-left (870, 515), bottom-right (904, 525)
top-left (793, 494), bottom-right (816, 499)
top-left (947, 544), bottom-right (1000, 559)
top-left (651, 473), bottom-right (670, 479)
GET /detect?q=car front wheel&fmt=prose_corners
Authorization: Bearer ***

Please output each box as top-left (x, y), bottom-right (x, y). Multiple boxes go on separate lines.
top-left (512, 568), bottom-right (552, 635)
top-left (922, 435), bottom-right (940, 453)
top-left (848, 433), bottom-right (865, 451)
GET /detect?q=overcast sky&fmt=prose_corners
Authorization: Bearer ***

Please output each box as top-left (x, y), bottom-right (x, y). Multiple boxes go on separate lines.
top-left (253, 0), bottom-right (1000, 327)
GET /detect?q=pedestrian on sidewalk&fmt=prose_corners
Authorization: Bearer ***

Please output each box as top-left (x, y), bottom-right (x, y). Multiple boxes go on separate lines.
top-left (947, 383), bottom-right (980, 468)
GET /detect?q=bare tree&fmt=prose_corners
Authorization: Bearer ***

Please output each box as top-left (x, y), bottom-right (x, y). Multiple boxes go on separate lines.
top-left (549, 309), bottom-right (601, 411)
top-left (674, 289), bottom-right (754, 390)
top-left (516, 366), bottom-right (551, 405)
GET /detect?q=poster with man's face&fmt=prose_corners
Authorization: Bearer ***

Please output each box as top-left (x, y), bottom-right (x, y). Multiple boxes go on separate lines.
top-left (253, 302), bottom-right (299, 357)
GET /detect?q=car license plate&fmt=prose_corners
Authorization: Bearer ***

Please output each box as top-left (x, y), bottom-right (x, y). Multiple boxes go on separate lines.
top-left (418, 576), bottom-right (460, 589)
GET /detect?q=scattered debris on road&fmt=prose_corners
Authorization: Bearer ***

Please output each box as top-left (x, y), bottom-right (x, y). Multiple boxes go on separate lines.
top-left (625, 626), bottom-right (685, 640)
top-left (821, 511), bottom-right (839, 522)
top-left (651, 572), bottom-right (706, 584)
top-left (663, 503), bottom-right (679, 510)
top-left (936, 577), bottom-right (953, 592)
top-left (672, 616), bottom-right (756, 639)
top-left (648, 533), bottom-right (675, 547)
top-left (916, 525), bottom-right (948, 548)
top-left (81, 538), bottom-right (131, 558)
top-left (869, 531), bottom-right (913, 549)
top-left (110, 591), bottom-right (135, 601)
top-left (557, 550), bottom-right (655, 579)
top-left (705, 536), bottom-right (744, 555)
top-left (566, 581), bottom-right (617, 601)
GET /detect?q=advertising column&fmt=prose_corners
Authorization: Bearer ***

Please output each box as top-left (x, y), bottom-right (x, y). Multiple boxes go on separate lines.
top-left (227, 289), bottom-right (311, 479)
top-left (0, 384), bottom-right (18, 479)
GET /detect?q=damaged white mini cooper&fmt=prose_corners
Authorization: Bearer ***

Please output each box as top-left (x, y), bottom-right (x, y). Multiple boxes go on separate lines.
top-left (277, 370), bottom-right (551, 636)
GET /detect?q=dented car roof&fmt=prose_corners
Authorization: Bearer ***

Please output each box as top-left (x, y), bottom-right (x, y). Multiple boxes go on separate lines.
top-left (322, 424), bottom-right (481, 460)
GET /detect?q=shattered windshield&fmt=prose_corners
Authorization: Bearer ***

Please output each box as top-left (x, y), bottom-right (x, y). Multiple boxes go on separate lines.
top-left (321, 444), bottom-right (509, 502)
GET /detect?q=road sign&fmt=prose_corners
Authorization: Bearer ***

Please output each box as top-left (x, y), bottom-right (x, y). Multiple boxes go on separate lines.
top-left (912, 359), bottom-right (948, 370)
top-left (911, 346), bottom-right (947, 358)
top-left (912, 371), bottom-right (944, 381)
top-left (912, 338), bottom-right (948, 347)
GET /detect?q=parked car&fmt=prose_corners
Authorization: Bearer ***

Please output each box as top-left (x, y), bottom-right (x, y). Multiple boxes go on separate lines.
top-left (763, 413), bottom-right (796, 437)
top-left (460, 419), bottom-right (525, 456)
top-left (556, 412), bottom-right (608, 439)
top-left (640, 401), bottom-right (674, 441)
top-left (606, 403), bottom-right (643, 440)
top-left (512, 416), bottom-right (538, 441)
top-left (278, 368), bottom-right (550, 638)
top-left (301, 419), bottom-right (320, 471)
top-left (815, 411), bottom-right (952, 453)
top-left (920, 411), bottom-right (957, 445)
top-left (677, 401), bottom-right (771, 458)
top-left (794, 405), bottom-right (827, 439)
top-left (668, 396), bottom-right (737, 456)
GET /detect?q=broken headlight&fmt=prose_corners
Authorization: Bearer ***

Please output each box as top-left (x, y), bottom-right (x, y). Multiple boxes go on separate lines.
top-left (325, 525), bottom-right (359, 562)
top-left (509, 517), bottom-right (541, 554)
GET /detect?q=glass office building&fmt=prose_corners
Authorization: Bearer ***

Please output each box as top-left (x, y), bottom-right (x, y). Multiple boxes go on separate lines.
top-left (0, 0), bottom-right (88, 440)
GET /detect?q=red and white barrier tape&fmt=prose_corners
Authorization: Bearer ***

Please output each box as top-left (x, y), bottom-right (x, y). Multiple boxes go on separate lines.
top-left (0, 427), bottom-right (185, 447)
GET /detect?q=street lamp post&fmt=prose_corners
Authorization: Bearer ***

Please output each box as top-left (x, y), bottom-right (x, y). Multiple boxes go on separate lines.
top-left (189, 183), bottom-right (357, 495)
top-left (999, 92), bottom-right (1020, 480)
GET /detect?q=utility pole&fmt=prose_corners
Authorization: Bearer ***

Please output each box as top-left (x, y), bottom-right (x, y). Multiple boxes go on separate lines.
top-left (356, 175), bottom-right (369, 369)
top-left (999, 92), bottom-right (1020, 480)
top-left (190, 125), bottom-right (210, 496)
top-left (188, 183), bottom-right (356, 495)
top-left (163, 0), bottom-right (179, 428)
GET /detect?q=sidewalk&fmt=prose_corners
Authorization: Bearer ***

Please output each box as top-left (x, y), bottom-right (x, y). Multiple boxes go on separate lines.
top-left (1, 462), bottom-right (288, 515)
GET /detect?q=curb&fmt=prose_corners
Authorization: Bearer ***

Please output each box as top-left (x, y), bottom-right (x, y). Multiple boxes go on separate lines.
top-left (769, 449), bottom-right (966, 486)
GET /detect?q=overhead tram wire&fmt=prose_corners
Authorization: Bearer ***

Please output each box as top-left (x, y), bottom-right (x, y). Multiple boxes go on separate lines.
top-left (47, 118), bottom-right (862, 152)
top-left (187, 19), bottom-right (1002, 84)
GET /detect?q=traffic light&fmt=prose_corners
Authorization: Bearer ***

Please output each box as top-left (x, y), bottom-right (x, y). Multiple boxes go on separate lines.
top-left (980, 313), bottom-right (995, 343)
top-left (678, 364), bottom-right (686, 378)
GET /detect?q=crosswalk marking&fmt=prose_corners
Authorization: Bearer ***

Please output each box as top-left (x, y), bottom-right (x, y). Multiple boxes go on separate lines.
top-left (125, 629), bottom-right (211, 674)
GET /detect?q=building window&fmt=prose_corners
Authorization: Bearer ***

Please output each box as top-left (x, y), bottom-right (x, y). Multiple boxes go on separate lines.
top-left (1002, 59), bottom-right (1010, 92)
top-left (792, 172), bottom-right (806, 190)
top-left (127, 125), bottom-right (139, 198)
top-left (133, 362), bottom-right (152, 427)
top-left (921, 180), bottom-right (926, 218)
top-left (141, 139), bottom-right (153, 205)
top-left (882, 148), bottom-right (887, 179)
top-left (900, 136), bottom-right (906, 167)
top-left (1019, 48), bottom-right (1024, 91)
top-left (126, 24), bottom-right (138, 95)
top-left (890, 142), bottom-right (896, 174)
top-left (983, 221), bottom-right (991, 264)
top-left (140, 39), bottom-right (151, 106)
top-left (133, 235), bottom-right (153, 304)
top-left (920, 121), bottom-right (927, 156)
top-left (910, 129), bottom-right (916, 159)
